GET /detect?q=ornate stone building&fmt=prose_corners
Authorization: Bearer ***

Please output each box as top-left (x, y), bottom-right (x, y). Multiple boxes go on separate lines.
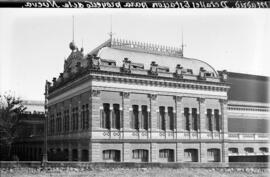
top-left (46, 38), bottom-right (269, 162)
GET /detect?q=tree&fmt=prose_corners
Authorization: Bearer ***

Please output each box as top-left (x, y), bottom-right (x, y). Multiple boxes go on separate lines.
top-left (0, 92), bottom-right (26, 160)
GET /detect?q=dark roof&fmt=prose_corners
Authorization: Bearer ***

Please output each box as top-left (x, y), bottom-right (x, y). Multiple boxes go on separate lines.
top-left (227, 72), bottom-right (269, 103)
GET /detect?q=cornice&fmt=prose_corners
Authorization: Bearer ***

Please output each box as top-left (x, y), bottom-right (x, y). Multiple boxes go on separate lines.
top-left (48, 70), bottom-right (230, 99)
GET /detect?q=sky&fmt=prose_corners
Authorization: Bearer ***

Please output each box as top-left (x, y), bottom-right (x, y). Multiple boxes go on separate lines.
top-left (0, 9), bottom-right (270, 101)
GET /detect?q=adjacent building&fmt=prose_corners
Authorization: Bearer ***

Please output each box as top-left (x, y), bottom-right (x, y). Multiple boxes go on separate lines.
top-left (45, 38), bottom-right (269, 163)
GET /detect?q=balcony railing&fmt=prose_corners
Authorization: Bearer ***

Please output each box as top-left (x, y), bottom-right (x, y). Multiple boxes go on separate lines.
top-left (227, 132), bottom-right (269, 141)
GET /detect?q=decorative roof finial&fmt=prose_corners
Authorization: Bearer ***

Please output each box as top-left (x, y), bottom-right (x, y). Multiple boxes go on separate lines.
top-left (181, 27), bottom-right (186, 57)
top-left (108, 15), bottom-right (115, 42)
top-left (69, 15), bottom-right (76, 51)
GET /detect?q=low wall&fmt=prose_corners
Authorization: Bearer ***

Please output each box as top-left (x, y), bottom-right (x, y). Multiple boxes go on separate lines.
top-left (0, 161), bottom-right (269, 169)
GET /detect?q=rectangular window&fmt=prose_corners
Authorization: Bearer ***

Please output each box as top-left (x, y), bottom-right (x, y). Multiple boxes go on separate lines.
top-left (112, 104), bottom-right (120, 129)
top-left (132, 105), bottom-right (139, 130)
top-left (103, 103), bottom-right (110, 129)
top-left (184, 108), bottom-right (189, 131)
top-left (56, 112), bottom-right (62, 133)
top-left (81, 104), bottom-right (89, 130)
top-left (64, 109), bottom-right (69, 132)
top-left (72, 107), bottom-right (79, 131)
top-left (168, 107), bottom-right (174, 131)
top-left (159, 106), bottom-right (165, 130)
top-left (85, 104), bottom-right (89, 129)
top-left (214, 109), bottom-right (219, 131)
top-left (132, 149), bottom-right (148, 162)
top-left (81, 105), bottom-right (85, 130)
top-left (192, 108), bottom-right (198, 131)
top-left (206, 109), bottom-right (212, 131)
top-left (141, 105), bottom-right (148, 130)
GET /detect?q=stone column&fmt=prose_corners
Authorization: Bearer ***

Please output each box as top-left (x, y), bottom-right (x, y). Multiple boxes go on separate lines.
top-left (198, 98), bottom-right (206, 133)
top-left (175, 96), bottom-right (183, 133)
top-left (91, 90), bottom-right (101, 131)
top-left (176, 143), bottom-right (184, 162)
top-left (121, 92), bottom-right (131, 130)
top-left (220, 99), bottom-right (229, 162)
top-left (149, 94), bottom-right (158, 132)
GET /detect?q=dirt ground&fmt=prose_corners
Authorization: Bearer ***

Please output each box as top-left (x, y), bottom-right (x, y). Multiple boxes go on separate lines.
top-left (0, 168), bottom-right (269, 177)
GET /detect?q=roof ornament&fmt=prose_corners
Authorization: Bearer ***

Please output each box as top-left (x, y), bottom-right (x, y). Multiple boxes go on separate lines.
top-left (69, 15), bottom-right (77, 51)
top-left (180, 28), bottom-right (186, 57)
top-left (108, 15), bottom-right (115, 44)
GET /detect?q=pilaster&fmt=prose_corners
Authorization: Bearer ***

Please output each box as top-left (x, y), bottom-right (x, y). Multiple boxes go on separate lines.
top-left (151, 143), bottom-right (158, 162)
top-left (175, 96), bottom-right (183, 132)
top-left (91, 90), bottom-right (101, 131)
top-left (176, 143), bottom-right (184, 162)
top-left (121, 92), bottom-right (131, 131)
top-left (220, 99), bottom-right (229, 163)
top-left (200, 143), bottom-right (207, 163)
top-left (149, 94), bottom-right (158, 131)
top-left (198, 98), bottom-right (206, 133)
top-left (123, 143), bottom-right (130, 162)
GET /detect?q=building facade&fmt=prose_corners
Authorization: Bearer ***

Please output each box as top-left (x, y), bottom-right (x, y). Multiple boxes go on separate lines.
top-left (46, 38), bottom-right (269, 163)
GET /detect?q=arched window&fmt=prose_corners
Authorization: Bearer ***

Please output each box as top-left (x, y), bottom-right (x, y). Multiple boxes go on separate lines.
top-left (101, 103), bottom-right (110, 129)
top-left (159, 149), bottom-right (174, 162)
top-left (214, 109), bottom-right (220, 131)
top-left (132, 105), bottom-right (139, 130)
top-left (132, 149), bottom-right (148, 162)
top-left (168, 107), bottom-right (174, 131)
top-left (159, 106), bottom-right (165, 130)
top-left (207, 148), bottom-right (220, 162)
top-left (191, 108), bottom-right (198, 131)
top-left (184, 108), bottom-right (189, 131)
top-left (141, 105), bottom-right (148, 130)
top-left (112, 104), bottom-right (120, 129)
top-left (229, 148), bottom-right (238, 154)
top-left (259, 147), bottom-right (268, 153)
top-left (103, 150), bottom-right (120, 162)
top-left (206, 109), bottom-right (212, 131)
top-left (244, 147), bottom-right (254, 153)
top-left (184, 149), bottom-right (198, 162)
